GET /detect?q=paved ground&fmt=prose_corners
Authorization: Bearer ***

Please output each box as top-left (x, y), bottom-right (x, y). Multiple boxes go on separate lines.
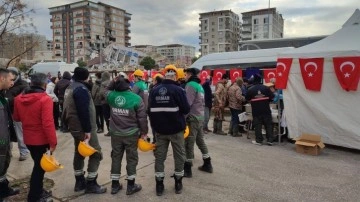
top-left (6, 119), bottom-right (360, 202)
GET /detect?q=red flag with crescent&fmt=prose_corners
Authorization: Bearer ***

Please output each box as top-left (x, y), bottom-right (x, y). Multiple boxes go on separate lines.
top-left (143, 71), bottom-right (148, 80)
top-left (275, 58), bottom-right (293, 89)
top-left (128, 72), bottom-right (134, 82)
top-left (151, 71), bottom-right (158, 78)
top-left (200, 70), bottom-right (210, 84)
top-left (229, 69), bottom-right (242, 83)
top-left (263, 68), bottom-right (277, 83)
top-left (333, 56), bottom-right (360, 91)
top-left (299, 58), bottom-right (324, 91)
top-left (212, 69), bottom-right (226, 85)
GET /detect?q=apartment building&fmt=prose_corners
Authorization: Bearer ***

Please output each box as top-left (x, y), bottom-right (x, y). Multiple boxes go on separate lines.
top-left (199, 10), bottom-right (240, 56)
top-left (49, 0), bottom-right (131, 63)
top-left (131, 45), bottom-right (157, 54)
top-left (241, 8), bottom-right (284, 41)
top-left (156, 44), bottom-right (196, 67)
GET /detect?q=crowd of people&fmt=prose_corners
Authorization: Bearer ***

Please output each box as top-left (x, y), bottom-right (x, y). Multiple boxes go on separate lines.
top-left (0, 64), bottom-right (281, 201)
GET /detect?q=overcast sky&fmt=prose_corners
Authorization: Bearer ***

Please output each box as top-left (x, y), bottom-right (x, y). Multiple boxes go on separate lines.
top-left (25, 0), bottom-right (358, 51)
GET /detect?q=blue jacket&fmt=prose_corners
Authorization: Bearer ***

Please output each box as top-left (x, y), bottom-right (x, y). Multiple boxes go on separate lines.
top-left (148, 79), bottom-right (190, 135)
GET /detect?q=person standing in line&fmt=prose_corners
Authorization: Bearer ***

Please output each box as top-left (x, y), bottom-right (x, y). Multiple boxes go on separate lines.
top-left (212, 74), bottom-right (229, 135)
top-left (148, 73), bottom-right (164, 144)
top-left (202, 76), bottom-right (212, 134)
top-left (13, 73), bottom-right (57, 202)
top-left (227, 77), bottom-right (246, 137)
top-left (5, 67), bottom-right (30, 161)
top-left (105, 77), bottom-right (148, 195)
top-left (0, 68), bottom-right (19, 201)
top-left (246, 74), bottom-right (275, 146)
top-left (91, 72), bottom-right (104, 133)
top-left (54, 71), bottom-right (72, 133)
top-left (46, 77), bottom-right (60, 130)
top-left (63, 67), bottom-right (107, 194)
top-left (183, 68), bottom-right (213, 178)
top-left (148, 65), bottom-right (190, 196)
top-left (132, 69), bottom-right (149, 110)
top-left (99, 71), bottom-right (111, 136)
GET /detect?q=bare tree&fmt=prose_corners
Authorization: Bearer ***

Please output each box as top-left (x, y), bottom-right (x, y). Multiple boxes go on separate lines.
top-left (0, 0), bottom-right (38, 68)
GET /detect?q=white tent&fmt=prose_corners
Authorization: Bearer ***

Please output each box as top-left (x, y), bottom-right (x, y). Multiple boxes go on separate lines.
top-left (279, 9), bottom-right (360, 149)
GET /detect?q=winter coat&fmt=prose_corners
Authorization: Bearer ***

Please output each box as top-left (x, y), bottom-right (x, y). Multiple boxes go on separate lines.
top-left (46, 82), bottom-right (59, 102)
top-left (227, 84), bottom-right (245, 110)
top-left (99, 71), bottom-right (111, 105)
top-left (0, 93), bottom-right (17, 154)
top-left (148, 79), bottom-right (190, 135)
top-left (132, 80), bottom-right (149, 110)
top-left (91, 79), bottom-right (102, 106)
top-left (5, 79), bottom-right (29, 113)
top-left (185, 76), bottom-right (205, 121)
top-left (246, 83), bottom-right (274, 117)
top-left (202, 79), bottom-right (212, 109)
top-left (13, 86), bottom-right (57, 148)
top-left (54, 71), bottom-right (72, 101)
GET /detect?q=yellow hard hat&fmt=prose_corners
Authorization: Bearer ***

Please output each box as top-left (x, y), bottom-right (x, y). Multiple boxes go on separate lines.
top-left (40, 153), bottom-right (64, 172)
top-left (163, 64), bottom-right (178, 78)
top-left (78, 141), bottom-right (97, 157)
top-left (133, 69), bottom-right (144, 77)
top-left (177, 68), bottom-right (185, 80)
top-left (152, 73), bottom-right (164, 80)
top-left (184, 125), bottom-right (190, 139)
top-left (138, 138), bottom-right (155, 152)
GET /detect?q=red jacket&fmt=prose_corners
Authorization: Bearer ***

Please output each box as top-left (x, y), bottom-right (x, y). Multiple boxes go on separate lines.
top-left (13, 88), bottom-right (57, 148)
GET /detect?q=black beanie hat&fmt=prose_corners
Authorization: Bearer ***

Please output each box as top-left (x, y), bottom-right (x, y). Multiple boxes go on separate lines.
top-left (184, 68), bottom-right (200, 75)
top-left (73, 67), bottom-right (89, 81)
top-left (114, 77), bottom-right (130, 91)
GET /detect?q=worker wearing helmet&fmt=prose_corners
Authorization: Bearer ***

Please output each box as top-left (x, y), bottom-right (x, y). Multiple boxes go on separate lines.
top-left (148, 73), bottom-right (164, 143)
top-left (176, 68), bottom-right (186, 88)
top-left (105, 76), bottom-right (148, 195)
top-left (148, 64), bottom-right (190, 196)
top-left (132, 69), bottom-right (149, 110)
top-left (183, 68), bottom-right (213, 178)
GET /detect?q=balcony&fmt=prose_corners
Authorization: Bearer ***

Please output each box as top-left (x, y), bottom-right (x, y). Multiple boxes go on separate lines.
top-left (76, 21), bottom-right (82, 25)
top-left (55, 39), bottom-right (61, 42)
top-left (75, 13), bottom-right (82, 17)
top-left (125, 13), bottom-right (131, 20)
top-left (125, 22), bottom-right (130, 27)
top-left (77, 45), bottom-right (83, 49)
top-left (125, 35), bottom-right (131, 40)
top-left (76, 29), bottom-right (83, 33)
top-left (55, 54), bottom-right (61, 57)
top-left (55, 46), bottom-right (61, 49)
top-left (84, 28), bottom-right (91, 33)
top-left (84, 12), bottom-right (90, 17)
top-left (54, 32), bottom-right (61, 35)
top-left (84, 20), bottom-right (90, 25)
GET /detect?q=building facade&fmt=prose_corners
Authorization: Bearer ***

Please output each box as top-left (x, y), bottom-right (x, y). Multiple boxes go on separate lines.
top-left (49, 0), bottom-right (131, 63)
top-left (156, 44), bottom-right (195, 67)
top-left (199, 10), bottom-right (240, 56)
top-left (131, 45), bottom-right (157, 54)
top-left (241, 8), bottom-right (284, 41)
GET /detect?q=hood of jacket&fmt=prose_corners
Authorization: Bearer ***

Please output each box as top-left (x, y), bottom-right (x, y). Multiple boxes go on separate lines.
top-left (62, 71), bottom-right (72, 80)
top-left (187, 76), bottom-right (201, 84)
top-left (18, 86), bottom-right (46, 106)
top-left (101, 71), bottom-right (110, 82)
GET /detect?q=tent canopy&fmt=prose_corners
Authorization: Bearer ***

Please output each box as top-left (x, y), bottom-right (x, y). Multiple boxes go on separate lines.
top-left (280, 9), bottom-right (360, 149)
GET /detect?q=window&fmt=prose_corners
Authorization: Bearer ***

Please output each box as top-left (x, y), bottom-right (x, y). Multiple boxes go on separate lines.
top-left (212, 22), bottom-right (215, 25)
top-left (212, 35), bottom-right (214, 38)
top-left (253, 18), bottom-right (258, 25)
top-left (253, 33), bottom-right (258, 39)
top-left (253, 25), bottom-right (259, 32)
top-left (264, 17), bottom-right (269, 24)
top-left (204, 20), bottom-right (207, 24)
top-left (219, 31), bottom-right (223, 35)
top-left (211, 28), bottom-right (215, 32)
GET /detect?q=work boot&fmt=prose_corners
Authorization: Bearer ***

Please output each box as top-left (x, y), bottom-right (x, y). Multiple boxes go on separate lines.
top-left (198, 157), bottom-right (213, 173)
top-left (110, 180), bottom-right (122, 195)
top-left (97, 128), bottom-right (104, 133)
top-left (155, 177), bottom-right (164, 196)
top-left (228, 122), bottom-right (233, 135)
top-left (0, 179), bottom-right (20, 199)
top-left (172, 176), bottom-right (183, 194)
top-left (126, 179), bottom-right (142, 195)
top-left (74, 173), bottom-right (86, 192)
top-left (212, 119), bottom-right (218, 134)
top-left (183, 162), bottom-right (192, 178)
top-left (232, 125), bottom-right (242, 137)
top-left (215, 121), bottom-right (226, 135)
top-left (85, 176), bottom-right (107, 194)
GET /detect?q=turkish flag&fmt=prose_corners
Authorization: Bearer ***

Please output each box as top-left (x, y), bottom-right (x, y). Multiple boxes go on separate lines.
top-left (263, 68), bottom-right (277, 83)
top-left (333, 56), bottom-right (360, 91)
top-left (229, 69), bottom-right (242, 83)
top-left (200, 70), bottom-right (210, 84)
top-left (212, 69), bottom-right (226, 85)
top-left (275, 58), bottom-right (293, 89)
top-left (151, 71), bottom-right (158, 78)
top-left (128, 73), bottom-right (134, 82)
top-left (143, 71), bottom-right (149, 80)
top-left (299, 58), bottom-right (324, 91)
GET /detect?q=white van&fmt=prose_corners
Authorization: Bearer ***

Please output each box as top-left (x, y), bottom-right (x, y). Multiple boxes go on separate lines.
top-left (27, 61), bottom-right (78, 77)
